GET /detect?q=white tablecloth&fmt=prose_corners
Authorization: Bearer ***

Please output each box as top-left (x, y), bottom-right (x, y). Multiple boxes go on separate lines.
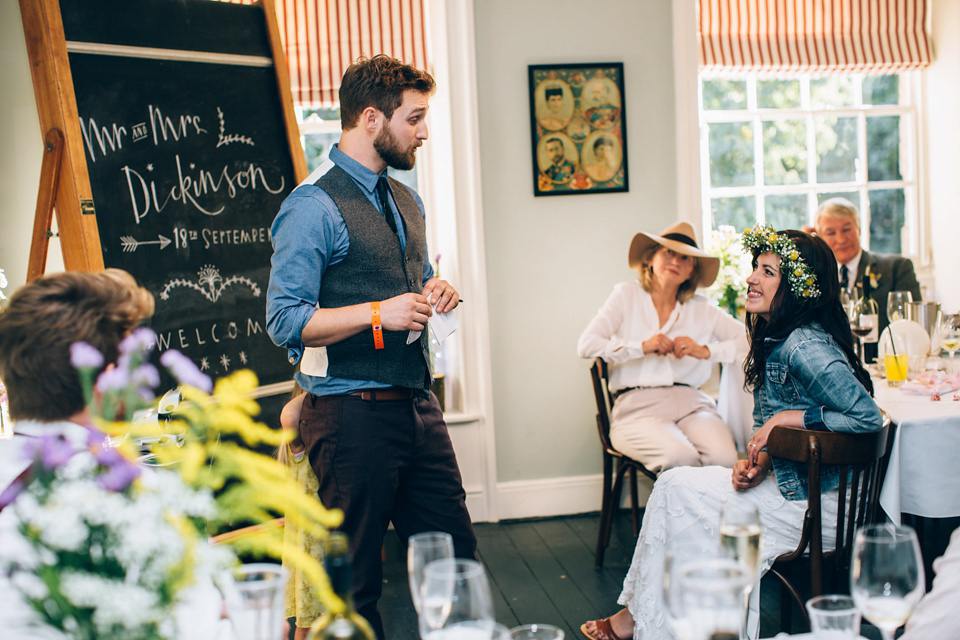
top-left (875, 383), bottom-right (960, 526)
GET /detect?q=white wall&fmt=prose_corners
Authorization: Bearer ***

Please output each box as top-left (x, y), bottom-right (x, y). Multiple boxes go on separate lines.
top-left (472, 0), bottom-right (679, 490)
top-left (927, 0), bottom-right (960, 312)
top-left (0, 1), bottom-right (54, 292)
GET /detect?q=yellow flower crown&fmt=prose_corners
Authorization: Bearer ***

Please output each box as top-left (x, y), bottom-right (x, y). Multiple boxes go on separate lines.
top-left (741, 224), bottom-right (820, 299)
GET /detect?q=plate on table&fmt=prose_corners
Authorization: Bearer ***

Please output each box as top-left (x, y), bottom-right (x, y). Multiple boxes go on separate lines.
top-left (878, 319), bottom-right (931, 359)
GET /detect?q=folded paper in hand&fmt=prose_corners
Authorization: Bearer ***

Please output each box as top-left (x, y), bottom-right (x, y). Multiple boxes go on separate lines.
top-left (407, 301), bottom-right (459, 345)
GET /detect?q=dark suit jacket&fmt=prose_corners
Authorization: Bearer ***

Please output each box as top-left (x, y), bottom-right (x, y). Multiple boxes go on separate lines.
top-left (855, 250), bottom-right (922, 360)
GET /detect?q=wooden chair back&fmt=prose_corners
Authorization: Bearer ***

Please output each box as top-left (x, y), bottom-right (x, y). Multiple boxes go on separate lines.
top-left (765, 419), bottom-right (890, 627)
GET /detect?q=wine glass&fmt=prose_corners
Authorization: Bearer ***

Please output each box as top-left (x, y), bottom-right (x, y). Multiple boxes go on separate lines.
top-left (886, 291), bottom-right (913, 324)
top-left (849, 296), bottom-right (880, 364)
top-left (940, 313), bottom-right (960, 372)
top-left (408, 532), bottom-right (454, 613)
top-left (418, 559), bottom-right (494, 640)
top-left (509, 624), bottom-right (565, 640)
top-left (719, 505), bottom-right (762, 640)
top-left (850, 524), bottom-right (925, 640)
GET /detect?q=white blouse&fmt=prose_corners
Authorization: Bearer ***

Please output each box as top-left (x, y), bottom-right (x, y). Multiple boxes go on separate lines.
top-left (578, 282), bottom-right (748, 392)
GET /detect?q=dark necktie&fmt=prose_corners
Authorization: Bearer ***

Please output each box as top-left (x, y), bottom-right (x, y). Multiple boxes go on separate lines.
top-left (376, 176), bottom-right (398, 235)
top-left (840, 265), bottom-right (849, 290)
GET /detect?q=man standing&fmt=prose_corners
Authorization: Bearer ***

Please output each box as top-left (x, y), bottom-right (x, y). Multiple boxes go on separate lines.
top-left (266, 55), bottom-right (476, 638)
top-left (815, 197), bottom-right (922, 361)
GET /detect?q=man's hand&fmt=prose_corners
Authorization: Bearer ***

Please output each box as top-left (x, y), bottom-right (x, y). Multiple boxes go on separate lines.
top-left (421, 278), bottom-right (460, 314)
top-left (642, 334), bottom-right (674, 356)
top-left (672, 336), bottom-right (710, 359)
top-left (380, 293), bottom-right (432, 331)
top-left (732, 458), bottom-right (767, 492)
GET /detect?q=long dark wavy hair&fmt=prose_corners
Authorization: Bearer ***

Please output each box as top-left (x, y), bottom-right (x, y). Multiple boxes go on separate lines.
top-left (743, 230), bottom-right (873, 395)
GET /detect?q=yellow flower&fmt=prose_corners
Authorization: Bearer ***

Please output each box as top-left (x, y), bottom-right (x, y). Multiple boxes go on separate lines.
top-left (768, 234), bottom-right (778, 243)
top-left (806, 277), bottom-right (814, 285)
top-left (794, 268), bottom-right (803, 277)
top-left (789, 251), bottom-right (799, 260)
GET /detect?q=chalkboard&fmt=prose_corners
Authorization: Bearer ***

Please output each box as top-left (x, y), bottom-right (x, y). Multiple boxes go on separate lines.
top-left (23, 0), bottom-right (305, 388)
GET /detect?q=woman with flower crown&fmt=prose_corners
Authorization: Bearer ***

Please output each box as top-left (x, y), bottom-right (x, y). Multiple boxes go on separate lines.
top-left (581, 229), bottom-right (883, 640)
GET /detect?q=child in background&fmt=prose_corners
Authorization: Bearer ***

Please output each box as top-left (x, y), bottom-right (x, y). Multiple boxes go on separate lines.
top-left (279, 385), bottom-right (322, 640)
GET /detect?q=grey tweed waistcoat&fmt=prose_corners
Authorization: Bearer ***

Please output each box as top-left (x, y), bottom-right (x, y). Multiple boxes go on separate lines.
top-left (314, 165), bottom-right (431, 390)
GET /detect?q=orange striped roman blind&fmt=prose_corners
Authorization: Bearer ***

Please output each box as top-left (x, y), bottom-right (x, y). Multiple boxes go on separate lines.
top-left (224, 0), bottom-right (429, 106)
top-left (698, 0), bottom-right (932, 74)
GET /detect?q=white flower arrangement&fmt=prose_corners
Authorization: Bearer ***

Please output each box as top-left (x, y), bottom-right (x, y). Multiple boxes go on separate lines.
top-left (705, 225), bottom-right (752, 318)
top-left (1, 328), bottom-right (343, 639)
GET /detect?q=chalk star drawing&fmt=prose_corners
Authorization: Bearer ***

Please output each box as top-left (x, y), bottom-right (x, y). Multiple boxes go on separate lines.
top-left (220, 354), bottom-right (231, 371)
top-left (159, 265), bottom-right (260, 303)
top-left (216, 107), bottom-right (254, 147)
top-left (199, 357), bottom-right (210, 372)
top-left (238, 351), bottom-right (248, 365)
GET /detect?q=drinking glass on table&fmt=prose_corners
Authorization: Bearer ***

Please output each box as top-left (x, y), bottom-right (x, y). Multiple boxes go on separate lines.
top-left (408, 532), bottom-right (455, 613)
top-left (886, 291), bottom-right (913, 324)
top-left (678, 558), bottom-right (751, 640)
top-left (806, 595), bottom-right (861, 640)
top-left (850, 524), bottom-right (925, 640)
top-left (939, 313), bottom-right (960, 372)
top-left (418, 559), bottom-right (494, 640)
top-left (509, 623), bottom-right (565, 640)
top-left (664, 541), bottom-right (725, 640)
top-left (219, 563), bottom-right (288, 640)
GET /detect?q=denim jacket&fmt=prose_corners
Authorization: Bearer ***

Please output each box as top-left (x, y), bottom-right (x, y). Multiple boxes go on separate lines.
top-left (754, 323), bottom-right (883, 501)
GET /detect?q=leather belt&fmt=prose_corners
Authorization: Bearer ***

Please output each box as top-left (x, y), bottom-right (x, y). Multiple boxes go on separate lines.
top-left (348, 388), bottom-right (413, 401)
top-left (613, 383), bottom-right (689, 400)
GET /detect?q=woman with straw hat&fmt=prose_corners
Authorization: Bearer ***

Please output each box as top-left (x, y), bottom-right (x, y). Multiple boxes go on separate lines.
top-left (577, 221), bottom-right (745, 474)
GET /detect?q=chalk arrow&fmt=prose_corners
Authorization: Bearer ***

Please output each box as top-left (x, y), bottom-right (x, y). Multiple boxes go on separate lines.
top-left (120, 234), bottom-right (172, 252)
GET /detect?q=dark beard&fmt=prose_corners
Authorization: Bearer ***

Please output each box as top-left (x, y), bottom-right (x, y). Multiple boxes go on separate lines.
top-left (374, 126), bottom-right (417, 171)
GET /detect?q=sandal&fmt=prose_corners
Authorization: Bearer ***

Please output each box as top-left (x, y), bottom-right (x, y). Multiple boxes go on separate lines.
top-left (580, 617), bottom-right (629, 640)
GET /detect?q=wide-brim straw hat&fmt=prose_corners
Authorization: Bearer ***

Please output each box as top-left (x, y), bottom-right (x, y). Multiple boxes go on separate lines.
top-left (627, 221), bottom-right (720, 288)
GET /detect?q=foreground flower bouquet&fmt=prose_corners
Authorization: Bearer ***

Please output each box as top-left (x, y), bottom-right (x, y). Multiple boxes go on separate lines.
top-left (1, 329), bottom-right (344, 639)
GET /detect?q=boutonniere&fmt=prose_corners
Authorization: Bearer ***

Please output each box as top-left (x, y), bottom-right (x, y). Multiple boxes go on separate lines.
top-left (865, 265), bottom-right (881, 289)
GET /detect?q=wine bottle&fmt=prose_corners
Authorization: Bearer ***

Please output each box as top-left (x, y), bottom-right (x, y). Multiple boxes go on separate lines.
top-left (307, 533), bottom-right (376, 640)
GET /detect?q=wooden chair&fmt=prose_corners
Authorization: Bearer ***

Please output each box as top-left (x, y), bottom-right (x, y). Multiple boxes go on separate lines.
top-left (590, 358), bottom-right (657, 567)
top-left (764, 419), bottom-right (890, 630)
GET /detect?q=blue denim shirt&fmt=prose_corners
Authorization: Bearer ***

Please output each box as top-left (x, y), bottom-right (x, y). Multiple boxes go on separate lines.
top-left (754, 322), bottom-right (883, 501)
top-left (265, 145), bottom-right (434, 396)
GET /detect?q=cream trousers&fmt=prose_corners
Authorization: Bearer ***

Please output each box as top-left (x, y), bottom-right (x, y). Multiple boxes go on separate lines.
top-left (609, 385), bottom-right (738, 474)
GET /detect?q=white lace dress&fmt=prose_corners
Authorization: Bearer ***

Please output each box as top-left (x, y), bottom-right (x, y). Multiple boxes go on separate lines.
top-left (618, 465), bottom-right (839, 640)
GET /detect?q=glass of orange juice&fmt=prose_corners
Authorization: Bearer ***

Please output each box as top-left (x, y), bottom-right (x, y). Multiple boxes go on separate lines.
top-left (885, 353), bottom-right (908, 386)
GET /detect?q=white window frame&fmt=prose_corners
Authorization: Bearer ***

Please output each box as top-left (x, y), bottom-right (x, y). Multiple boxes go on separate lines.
top-left (698, 72), bottom-right (924, 261)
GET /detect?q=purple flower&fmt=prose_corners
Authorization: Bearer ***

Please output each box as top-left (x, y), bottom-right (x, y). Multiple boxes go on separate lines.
top-left (24, 434), bottom-right (77, 470)
top-left (95, 367), bottom-right (130, 394)
top-left (131, 365), bottom-right (160, 390)
top-left (118, 328), bottom-right (157, 356)
top-left (0, 477), bottom-right (25, 508)
top-left (160, 350), bottom-right (212, 392)
top-left (98, 459), bottom-right (141, 491)
top-left (70, 342), bottom-right (104, 369)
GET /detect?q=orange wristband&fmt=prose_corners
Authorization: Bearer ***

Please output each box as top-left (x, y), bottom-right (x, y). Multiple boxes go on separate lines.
top-left (371, 301), bottom-right (384, 350)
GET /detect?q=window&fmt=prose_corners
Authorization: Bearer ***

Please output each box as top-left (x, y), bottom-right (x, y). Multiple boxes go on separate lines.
top-left (699, 74), bottom-right (920, 257)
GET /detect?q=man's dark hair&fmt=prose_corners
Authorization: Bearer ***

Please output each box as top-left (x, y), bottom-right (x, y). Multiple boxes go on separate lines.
top-left (339, 54), bottom-right (436, 129)
top-left (545, 137), bottom-right (563, 147)
top-left (545, 87), bottom-right (563, 100)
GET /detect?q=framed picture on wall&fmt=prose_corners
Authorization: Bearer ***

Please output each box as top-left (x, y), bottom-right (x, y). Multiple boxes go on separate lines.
top-left (528, 62), bottom-right (628, 196)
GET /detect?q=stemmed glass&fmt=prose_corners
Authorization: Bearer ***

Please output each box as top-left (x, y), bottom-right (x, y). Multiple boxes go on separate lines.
top-left (408, 532), bottom-right (454, 614)
top-left (886, 291), bottom-right (913, 324)
top-left (677, 558), bottom-right (752, 640)
top-left (850, 524), bottom-right (925, 640)
top-left (939, 313), bottom-right (960, 372)
top-left (849, 296), bottom-right (880, 364)
top-left (418, 559), bottom-right (495, 640)
top-left (218, 563), bottom-right (289, 640)
top-left (719, 505), bottom-right (762, 639)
